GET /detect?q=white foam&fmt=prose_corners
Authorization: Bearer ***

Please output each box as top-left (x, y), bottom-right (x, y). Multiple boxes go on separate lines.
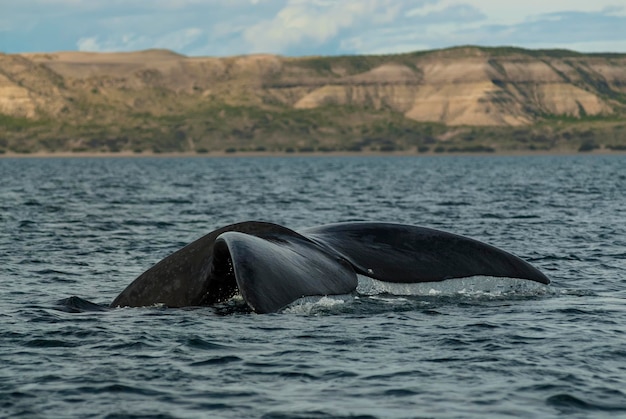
top-left (356, 274), bottom-right (548, 298)
top-left (224, 276), bottom-right (549, 315)
top-left (283, 295), bottom-right (352, 315)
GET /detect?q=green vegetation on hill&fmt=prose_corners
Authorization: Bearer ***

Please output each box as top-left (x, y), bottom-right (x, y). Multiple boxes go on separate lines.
top-left (3, 103), bottom-right (624, 155)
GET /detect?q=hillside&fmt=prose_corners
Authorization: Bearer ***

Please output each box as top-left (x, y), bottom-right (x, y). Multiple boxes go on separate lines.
top-left (1, 46), bottom-right (626, 154)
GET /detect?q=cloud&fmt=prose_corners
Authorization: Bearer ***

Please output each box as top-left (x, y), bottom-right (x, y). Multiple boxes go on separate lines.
top-left (336, 2), bottom-right (487, 55)
top-left (66, 0), bottom-right (283, 55)
top-left (447, 0), bottom-right (626, 25)
top-left (76, 34), bottom-right (151, 52)
top-left (336, 1), bottom-right (626, 55)
top-left (156, 28), bottom-right (204, 51)
top-left (76, 27), bottom-right (204, 52)
top-left (241, 0), bottom-right (433, 54)
top-left (456, 7), bottom-right (626, 51)
top-left (75, 37), bottom-right (100, 51)
top-left (2, 0), bottom-right (626, 55)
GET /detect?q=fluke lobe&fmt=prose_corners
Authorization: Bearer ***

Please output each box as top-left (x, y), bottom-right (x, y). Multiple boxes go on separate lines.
top-left (111, 221), bottom-right (550, 313)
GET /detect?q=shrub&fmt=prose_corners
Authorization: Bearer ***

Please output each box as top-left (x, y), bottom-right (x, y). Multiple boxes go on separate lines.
top-left (344, 144), bottom-right (362, 152)
top-left (607, 144), bottom-right (626, 151)
top-left (578, 141), bottom-right (598, 152)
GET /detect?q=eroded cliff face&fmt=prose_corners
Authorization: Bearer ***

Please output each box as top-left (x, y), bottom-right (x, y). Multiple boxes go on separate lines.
top-left (1, 47), bottom-right (625, 126)
top-left (275, 53), bottom-right (622, 126)
top-left (0, 54), bottom-right (67, 118)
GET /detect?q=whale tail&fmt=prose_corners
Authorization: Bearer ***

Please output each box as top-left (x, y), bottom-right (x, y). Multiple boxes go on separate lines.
top-left (110, 221), bottom-right (549, 313)
top-left (302, 223), bottom-right (550, 285)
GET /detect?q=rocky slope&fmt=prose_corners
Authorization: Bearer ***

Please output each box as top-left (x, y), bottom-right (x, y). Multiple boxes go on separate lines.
top-left (1, 46), bottom-right (625, 153)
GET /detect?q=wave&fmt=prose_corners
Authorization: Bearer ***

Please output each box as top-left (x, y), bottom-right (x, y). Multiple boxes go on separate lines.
top-left (283, 275), bottom-right (550, 315)
top-left (56, 275), bottom-right (550, 316)
top-left (283, 295), bottom-right (355, 315)
top-left (356, 275), bottom-right (549, 297)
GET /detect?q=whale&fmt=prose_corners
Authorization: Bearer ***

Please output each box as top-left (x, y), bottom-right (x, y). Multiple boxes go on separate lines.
top-left (110, 221), bottom-right (550, 313)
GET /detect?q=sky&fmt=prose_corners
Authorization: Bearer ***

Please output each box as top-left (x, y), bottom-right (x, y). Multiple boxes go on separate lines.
top-left (1, 0), bottom-right (626, 57)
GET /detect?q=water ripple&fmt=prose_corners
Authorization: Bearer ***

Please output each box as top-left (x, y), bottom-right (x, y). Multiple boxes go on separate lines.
top-left (0, 155), bottom-right (625, 418)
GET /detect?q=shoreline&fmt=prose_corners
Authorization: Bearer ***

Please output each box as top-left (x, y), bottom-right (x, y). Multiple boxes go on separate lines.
top-left (1, 148), bottom-right (624, 159)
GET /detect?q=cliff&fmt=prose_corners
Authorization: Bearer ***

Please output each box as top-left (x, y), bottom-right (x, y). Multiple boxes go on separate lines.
top-left (1, 46), bottom-right (626, 154)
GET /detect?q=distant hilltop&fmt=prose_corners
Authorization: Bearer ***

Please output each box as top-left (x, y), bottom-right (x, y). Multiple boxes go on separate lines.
top-left (1, 46), bottom-right (626, 154)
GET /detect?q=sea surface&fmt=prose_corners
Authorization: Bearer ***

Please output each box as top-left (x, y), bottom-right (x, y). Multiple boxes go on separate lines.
top-left (1, 155), bottom-right (625, 418)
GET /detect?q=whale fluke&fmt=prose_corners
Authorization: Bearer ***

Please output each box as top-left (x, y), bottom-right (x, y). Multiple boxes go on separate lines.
top-left (111, 221), bottom-right (549, 313)
top-left (301, 223), bottom-right (550, 285)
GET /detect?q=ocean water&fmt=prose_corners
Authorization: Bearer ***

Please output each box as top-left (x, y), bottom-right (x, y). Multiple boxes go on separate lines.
top-left (1, 155), bottom-right (625, 418)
